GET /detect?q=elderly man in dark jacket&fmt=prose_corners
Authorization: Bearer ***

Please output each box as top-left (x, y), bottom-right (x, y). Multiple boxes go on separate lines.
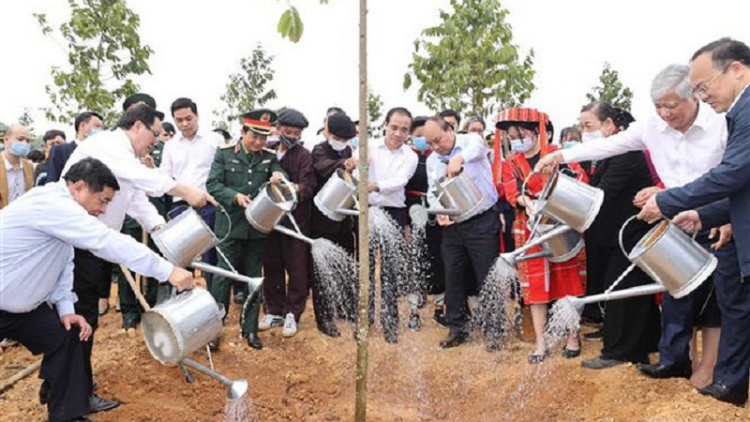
top-left (260, 109), bottom-right (317, 337)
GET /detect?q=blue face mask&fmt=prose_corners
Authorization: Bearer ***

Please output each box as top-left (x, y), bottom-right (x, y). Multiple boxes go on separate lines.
top-left (350, 137), bottom-right (359, 148)
top-left (510, 137), bottom-right (533, 153)
top-left (411, 136), bottom-right (429, 151)
top-left (87, 127), bottom-right (101, 139)
top-left (563, 141), bottom-right (578, 149)
top-left (10, 141), bottom-right (31, 157)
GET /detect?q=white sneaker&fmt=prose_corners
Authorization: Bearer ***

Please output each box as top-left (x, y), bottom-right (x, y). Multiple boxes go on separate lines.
top-left (258, 314), bottom-right (283, 331)
top-left (0, 338), bottom-right (18, 348)
top-left (282, 313), bottom-right (297, 338)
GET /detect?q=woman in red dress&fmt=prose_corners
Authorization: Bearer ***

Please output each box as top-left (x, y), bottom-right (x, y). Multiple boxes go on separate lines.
top-left (498, 108), bottom-right (588, 363)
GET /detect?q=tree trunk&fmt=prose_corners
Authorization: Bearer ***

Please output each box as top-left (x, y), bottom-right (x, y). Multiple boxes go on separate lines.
top-left (354, 0), bottom-right (369, 421)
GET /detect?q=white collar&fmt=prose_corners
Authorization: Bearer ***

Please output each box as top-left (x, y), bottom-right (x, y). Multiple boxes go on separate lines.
top-left (3, 152), bottom-right (21, 171)
top-left (728, 82), bottom-right (750, 114)
top-left (656, 102), bottom-right (713, 134)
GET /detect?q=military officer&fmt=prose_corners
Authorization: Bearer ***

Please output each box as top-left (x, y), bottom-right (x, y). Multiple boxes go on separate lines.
top-left (207, 109), bottom-right (285, 350)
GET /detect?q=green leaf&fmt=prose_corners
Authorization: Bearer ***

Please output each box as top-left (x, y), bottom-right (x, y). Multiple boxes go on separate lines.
top-left (277, 7), bottom-right (304, 43)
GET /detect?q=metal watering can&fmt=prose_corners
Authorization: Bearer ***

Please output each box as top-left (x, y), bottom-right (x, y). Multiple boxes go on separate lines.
top-left (314, 169), bottom-right (360, 221)
top-left (151, 207), bottom-right (263, 295)
top-left (408, 172), bottom-right (485, 225)
top-left (499, 224), bottom-right (575, 267)
top-left (561, 215), bottom-right (718, 313)
top-left (524, 170), bottom-right (604, 233)
top-left (245, 179), bottom-right (297, 233)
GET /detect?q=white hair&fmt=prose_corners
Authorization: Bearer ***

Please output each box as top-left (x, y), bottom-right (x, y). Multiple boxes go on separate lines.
top-left (650, 64), bottom-right (693, 101)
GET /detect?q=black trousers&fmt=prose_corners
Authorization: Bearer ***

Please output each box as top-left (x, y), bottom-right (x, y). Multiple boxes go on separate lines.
top-left (582, 241), bottom-right (615, 323)
top-left (263, 230), bottom-right (310, 321)
top-left (309, 231), bottom-right (355, 325)
top-left (0, 304), bottom-right (88, 422)
top-left (73, 249), bottom-right (113, 394)
top-left (442, 208), bottom-right (500, 334)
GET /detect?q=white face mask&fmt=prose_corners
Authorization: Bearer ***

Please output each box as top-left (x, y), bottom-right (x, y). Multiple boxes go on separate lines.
top-left (328, 138), bottom-right (348, 151)
top-left (510, 137), bottom-right (534, 153)
top-left (581, 130), bottom-right (604, 143)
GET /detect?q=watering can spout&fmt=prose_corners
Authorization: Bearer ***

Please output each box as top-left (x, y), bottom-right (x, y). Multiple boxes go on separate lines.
top-left (273, 225), bottom-right (316, 245)
top-left (181, 358), bottom-right (249, 400)
top-left (228, 379), bottom-right (249, 400)
top-left (562, 295), bottom-right (586, 315)
top-left (500, 252), bottom-right (518, 267)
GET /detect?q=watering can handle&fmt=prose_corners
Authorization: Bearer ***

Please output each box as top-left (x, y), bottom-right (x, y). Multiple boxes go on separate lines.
top-left (276, 174), bottom-right (299, 204)
top-left (618, 215), bottom-right (642, 258)
top-left (559, 166), bottom-right (583, 181)
top-left (167, 204), bottom-right (190, 221)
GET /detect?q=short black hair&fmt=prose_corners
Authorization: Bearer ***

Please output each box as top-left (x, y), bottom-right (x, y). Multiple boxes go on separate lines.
top-left (171, 98), bottom-right (198, 116)
top-left (581, 101), bottom-right (635, 131)
top-left (63, 157), bottom-right (120, 193)
top-left (74, 111), bottom-right (103, 133)
top-left (162, 122), bottom-right (176, 136)
top-left (384, 107), bottom-right (412, 125)
top-left (27, 149), bottom-right (45, 163)
top-left (410, 116), bottom-right (428, 134)
top-left (691, 37), bottom-right (750, 68)
top-left (439, 109), bottom-right (461, 127)
top-left (43, 129), bottom-right (66, 142)
top-left (116, 104), bottom-right (165, 131)
top-left (213, 128), bottom-right (231, 141)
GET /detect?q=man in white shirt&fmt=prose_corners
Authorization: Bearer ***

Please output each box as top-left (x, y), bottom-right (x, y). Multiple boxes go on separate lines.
top-left (1, 157), bottom-right (194, 422)
top-left (366, 107), bottom-right (418, 344)
top-left (60, 105), bottom-right (214, 412)
top-left (161, 98), bottom-right (223, 291)
top-left (536, 64), bottom-right (738, 390)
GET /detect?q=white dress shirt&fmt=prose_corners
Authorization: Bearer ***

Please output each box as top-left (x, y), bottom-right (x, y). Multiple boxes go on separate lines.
top-left (62, 129), bottom-right (178, 231)
top-left (160, 128), bottom-right (221, 201)
top-left (0, 183), bottom-right (173, 317)
top-left (562, 105), bottom-right (727, 189)
top-left (426, 133), bottom-right (498, 217)
top-left (3, 155), bottom-right (26, 204)
top-left (367, 139), bottom-right (419, 208)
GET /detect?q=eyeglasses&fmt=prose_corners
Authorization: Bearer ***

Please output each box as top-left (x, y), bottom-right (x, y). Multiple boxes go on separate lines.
top-left (692, 64), bottom-right (731, 99)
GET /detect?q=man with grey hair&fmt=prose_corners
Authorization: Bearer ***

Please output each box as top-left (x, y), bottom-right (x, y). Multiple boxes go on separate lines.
top-left (535, 63), bottom-right (736, 390)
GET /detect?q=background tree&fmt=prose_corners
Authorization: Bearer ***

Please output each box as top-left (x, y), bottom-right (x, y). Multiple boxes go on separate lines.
top-left (586, 62), bottom-right (634, 111)
top-left (213, 44), bottom-right (277, 130)
top-left (403, 0), bottom-right (535, 117)
top-left (367, 88), bottom-right (384, 137)
top-left (34, 0), bottom-right (153, 125)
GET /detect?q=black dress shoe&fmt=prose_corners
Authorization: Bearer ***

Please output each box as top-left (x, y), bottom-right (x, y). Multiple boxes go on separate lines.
top-left (698, 382), bottom-right (748, 406)
top-left (637, 363), bottom-right (691, 379)
top-left (208, 336), bottom-right (220, 351)
top-left (246, 333), bottom-right (263, 350)
top-left (439, 332), bottom-right (469, 349)
top-left (89, 393), bottom-right (120, 413)
top-left (562, 347), bottom-right (581, 359)
top-left (433, 307), bottom-right (449, 327)
top-left (122, 318), bottom-right (138, 331)
top-left (317, 321), bottom-right (341, 338)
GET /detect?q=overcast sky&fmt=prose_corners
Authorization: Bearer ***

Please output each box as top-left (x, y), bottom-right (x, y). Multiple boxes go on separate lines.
top-left (2, 0), bottom-right (749, 142)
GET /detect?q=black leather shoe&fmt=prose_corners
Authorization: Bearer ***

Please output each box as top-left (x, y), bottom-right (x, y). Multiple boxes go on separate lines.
top-left (408, 312), bottom-right (422, 332)
top-left (122, 318), bottom-right (138, 331)
top-left (433, 307), bottom-right (449, 327)
top-left (89, 393), bottom-right (120, 413)
top-left (39, 380), bottom-right (50, 405)
top-left (698, 382), bottom-right (748, 406)
top-left (581, 356), bottom-right (626, 369)
top-left (317, 321), bottom-right (341, 338)
top-left (439, 332), bottom-right (469, 349)
top-left (246, 333), bottom-right (263, 350)
top-left (637, 363), bottom-right (691, 379)
top-left (208, 336), bottom-right (220, 351)
top-left (562, 347), bottom-right (581, 359)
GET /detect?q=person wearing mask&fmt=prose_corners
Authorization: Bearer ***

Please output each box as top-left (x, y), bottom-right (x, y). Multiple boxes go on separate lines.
top-left (537, 64), bottom-right (733, 393)
top-left (499, 108), bottom-right (587, 362)
top-left (1, 124), bottom-right (35, 209)
top-left (206, 109), bottom-right (285, 351)
top-left (309, 112), bottom-right (358, 337)
top-left (34, 130), bottom-right (66, 186)
top-left (1, 157), bottom-right (195, 422)
top-left (366, 107), bottom-right (418, 344)
top-left (260, 109), bottom-right (317, 337)
top-left (423, 116), bottom-right (499, 350)
top-left (405, 116), bottom-right (446, 328)
top-left (47, 112), bottom-right (104, 184)
top-left (59, 105), bottom-right (214, 412)
top-left (160, 98), bottom-right (222, 294)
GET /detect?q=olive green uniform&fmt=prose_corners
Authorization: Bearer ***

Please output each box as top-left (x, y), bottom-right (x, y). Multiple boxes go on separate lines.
top-left (207, 141), bottom-right (284, 335)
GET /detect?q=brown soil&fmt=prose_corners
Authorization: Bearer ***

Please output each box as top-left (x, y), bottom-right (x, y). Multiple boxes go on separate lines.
top-left (2, 293), bottom-right (748, 422)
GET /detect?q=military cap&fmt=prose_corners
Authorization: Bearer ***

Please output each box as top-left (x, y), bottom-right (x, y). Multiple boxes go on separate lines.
top-left (123, 93), bottom-right (157, 111)
top-left (327, 113), bottom-right (357, 139)
top-left (277, 108), bottom-right (309, 129)
top-left (241, 109), bottom-right (277, 136)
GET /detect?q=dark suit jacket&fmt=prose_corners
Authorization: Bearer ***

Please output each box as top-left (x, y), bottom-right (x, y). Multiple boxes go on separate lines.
top-left (586, 151), bottom-right (654, 248)
top-left (657, 86), bottom-right (750, 276)
top-left (278, 145), bottom-right (317, 235)
top-left (46, 142), bottom-right (77, 183)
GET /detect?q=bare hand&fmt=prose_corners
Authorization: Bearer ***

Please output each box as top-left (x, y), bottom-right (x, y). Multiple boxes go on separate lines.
top-left (673, 210), bottom-right (702, 234)
top-left (534, 152), bottom-right (563, 174)
top-left (710, 224), bottom-right (732, 251)
top-left (270, 172), bottom-right (284, 184)
top-left (141, 154), bottom-right (155, 169)
top-left (633, 186), bottom-right (662, 208)
top-left (637, 194), bottom-right (663, 223)
top-left (168, 267), bottom-right (195, 292)
top-left (60, 314), bottom-right (92, 341)
top-left (235, 193), bottom-right (251, 208)
top-left (446, 156), bottom-right (464, 177)
top-left (344, 158), bottom-right (358, 170)
top-left (367, 182), bottom-right (380, 193)
top-left (436, 214), bottom-right (454, 227)
top-left (183, 187), bottom-right (217, 208)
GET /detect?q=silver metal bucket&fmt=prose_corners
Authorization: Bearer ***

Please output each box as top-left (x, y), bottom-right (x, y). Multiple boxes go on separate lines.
top-left (621, 217), bottom-right (717, 299)
top-left (141, 287), bottom-right (225, 365)
top-left (314, 169), bottom-right (359, 221)
top-left (152, 208), bottom-right (217, 268)
top-left (434, 172), bottom-right (484, 223)
top-left (535, 171), bottom-right (604, 233)
top-left (245, 180), bottom-right (297, 233)
top-left (536, 223), bottom-right (584, 263)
